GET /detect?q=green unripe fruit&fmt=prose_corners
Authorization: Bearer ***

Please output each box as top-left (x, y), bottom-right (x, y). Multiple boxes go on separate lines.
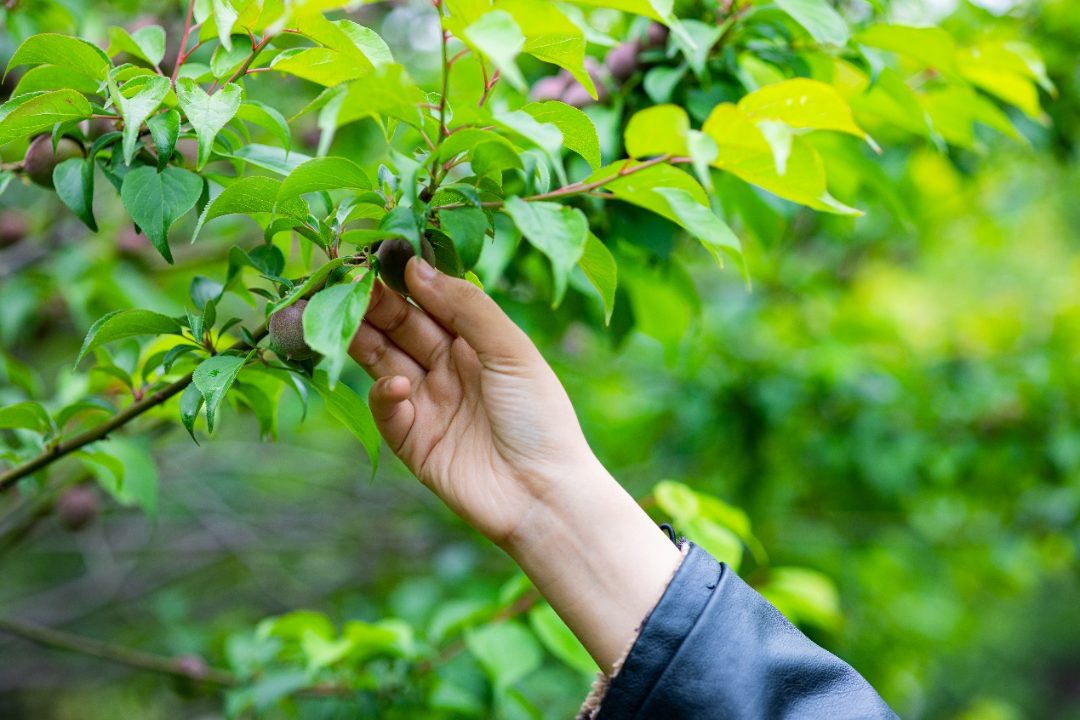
top-left (24, 135), bottom-right (85, 189)
top-left (268, 299), bottom-right (318, 361)
top-left (378, 237), bottom-right (435, 297)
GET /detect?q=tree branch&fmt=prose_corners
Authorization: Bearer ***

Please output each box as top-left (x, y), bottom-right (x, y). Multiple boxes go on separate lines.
top-left (171, 0), bottom-right (198, 85)
top-left (432, 154), bottom-right (687, 211)
top-left (0, 325), bottom-right (269, 492)
top-left (0, 615), bottom-right (236, 685)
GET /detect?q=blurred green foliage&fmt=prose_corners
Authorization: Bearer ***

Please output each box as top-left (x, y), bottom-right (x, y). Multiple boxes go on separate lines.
top-left (1, 0), bottom-right (1078, 719)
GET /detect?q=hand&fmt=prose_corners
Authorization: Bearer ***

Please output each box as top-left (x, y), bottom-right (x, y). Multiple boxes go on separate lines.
top-left (348, 257), bottom-right (599, 547)
top-left (349, 257), bottom-right (682, 673)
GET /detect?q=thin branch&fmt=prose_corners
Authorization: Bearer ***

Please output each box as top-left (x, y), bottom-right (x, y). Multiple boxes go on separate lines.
top-left (0, 325), bottom-right (268, 492)
top-left (171, 0), bottom-right (198, 85)
top-left (438, 25), bottom-right (450, 140)
top-left (432, 154), bottom-right (684, 211)
top-left (0, 615), bottom-right (235, 685)
top-left (217, 34), bottom-right (275, 90)
top-left (0, 614), bottom-right (377, 697)
top-left (478, 69), bottom-right (500, 108)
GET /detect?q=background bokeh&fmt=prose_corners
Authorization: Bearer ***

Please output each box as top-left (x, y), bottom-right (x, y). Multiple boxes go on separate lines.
top-left (1, 0), bottom-right (1079, 718)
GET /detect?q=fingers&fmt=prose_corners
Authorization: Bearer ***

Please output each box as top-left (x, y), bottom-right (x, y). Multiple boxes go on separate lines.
top-left (363, 279), bottom-right (454, 369)
top-left (368, 376), bottom-right (415, 456)
top-left (404, 257), bottom-right (541, 372)
top-left (349, 322), bottom-right (426, 387)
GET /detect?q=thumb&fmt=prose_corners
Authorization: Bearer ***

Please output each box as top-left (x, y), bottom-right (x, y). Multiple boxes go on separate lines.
top-left (404, 257), bottom-right (539, 370)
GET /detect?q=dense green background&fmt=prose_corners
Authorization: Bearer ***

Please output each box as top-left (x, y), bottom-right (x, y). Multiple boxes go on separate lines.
top-left (1, 0), bottom-right (1079, 718)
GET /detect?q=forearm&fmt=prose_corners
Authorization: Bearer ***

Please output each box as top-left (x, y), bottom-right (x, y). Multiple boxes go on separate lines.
top-left (499, 459), bottom-right (683, 674)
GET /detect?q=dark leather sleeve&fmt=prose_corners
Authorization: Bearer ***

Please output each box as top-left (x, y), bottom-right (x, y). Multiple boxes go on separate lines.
top-left (595, 543), bottom-right (898, 720)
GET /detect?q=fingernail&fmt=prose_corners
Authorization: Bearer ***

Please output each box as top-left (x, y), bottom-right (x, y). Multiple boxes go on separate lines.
top-left (414, 257), bottom-right (436, 282)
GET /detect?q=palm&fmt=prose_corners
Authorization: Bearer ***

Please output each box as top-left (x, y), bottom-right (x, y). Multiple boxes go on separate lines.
top-left (349, 271), bottom-right (589, 544)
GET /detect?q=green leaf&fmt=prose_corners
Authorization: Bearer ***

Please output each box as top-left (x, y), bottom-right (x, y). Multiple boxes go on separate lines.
top-left (625, 104), bottom-right (690, 159)
top-left (578, 232), bottom-right (617, 324)
top-left (308, 370), bottom-right (380, 477)
top-left (87, 437), bottom-right (158, 519)
top-left (654, 479), bottom-right (699, 520)
top-left (0, 89), bottom-right (92, 146)
top-left (231, 144), bottom-right (313, 175)
top-left (270, 48), bottom-right (370, 86)
top-left (6, 33), bottom-right (112, 81)
top-left (642, 64), bottom-right (686, 105)
top-left (464, 621), bottom-right (542, 689)
top-left (148, 109), bottom-right (180, 171)
top-left (757, 568), bottom-right (841, 631)
top-left (108, 74), bottom-right (171, 165)
top-left (559, 0), bottom-right (690, 46)
top-left (175, 78), bottom-right (243, 169)
top-left (194, 176), bottom-right (309, 243)
top-left (0, 402), bottom-right (52, 433)
top-left (121, 165), bottom-right (204, 263)
top-left (775, 0), bottom-right (849, 47)
top-left (54, 399), bottom-right (115, 430)
top-left (654, 187), bottom-right (746, 280)
top-left (335, 19), bottom-right (394, 68)
top-left (76, 309), bottom-right (183, 366)
top-left (212, 0), bottom-right (241, 51)
top-left (53, 158), bottom-right (97, 232)
top-left (521, 101), bottom-right (601, 170)
top-left (528, 603), bottom-right (598, 675)
top-left (856, 24), bottom-right (961, 80)
top-left (180, 382), bottom-right (204, 444)
top-left (738, 78), bottom-right (866, 138)
top-left (497, 0), bottom-right (596, 98)
top-left (277, 157), bottom-right (372, 207)
top-left (503, 198), bottom-right (588, 307)
top-left (585, 160), bottom-right (709, 217)
top-left (13, 66), bottom-right (100, 97)
top-left (471, 140), bottom-right (524, 177)
top-left (685, 516), bottom-right (743, 570)
top-left (439, 207), bottom-right (487, 272)
top-left (265, 258), bottom-right (349, 316)
top-left (192, 354), bottom-right (245, 434)
top-left (107, 25), bottom-right (167, 67)
top-left (211, 37), bottom-right (251, 79)
top-left (701, 103), bottom-right (859, 215)
top-left (74, 450), bottom-right (125, 490)
top-left (463, 10), bottom-right (527, 92)
top-left (235, 101), bottom-right (291, 153)
top-left (378, 206), bottom-right (423, 248)
top-left (303, 272), bottom-right (375, 389)
top-left (234, 369), bottom-right (284, 442)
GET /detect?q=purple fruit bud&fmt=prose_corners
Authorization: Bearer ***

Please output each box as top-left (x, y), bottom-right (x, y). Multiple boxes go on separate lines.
top-left (57, 485), bottom-right (101, 532)
top-left (647, 22), bottom-right (669, 49)
top-left (605, 41), bottom-right (641, 83)
top-left (530, 75), bottom-right (571, 102)
top-left (560, 83), bottom-right (596, 109)
top-left (174, 655), bottom-right (209, 680)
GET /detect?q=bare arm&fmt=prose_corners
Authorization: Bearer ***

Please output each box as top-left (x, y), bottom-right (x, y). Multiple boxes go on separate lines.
top-left (348, 257), bottom-right (681, 672)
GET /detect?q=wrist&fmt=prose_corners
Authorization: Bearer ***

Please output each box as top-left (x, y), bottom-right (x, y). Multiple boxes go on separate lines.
top-left (496, 458), bottom-right (682, 673)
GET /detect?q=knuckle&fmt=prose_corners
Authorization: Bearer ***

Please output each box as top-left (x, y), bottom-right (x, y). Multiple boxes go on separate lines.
top-left (382, 300), bottom-right (411, 334)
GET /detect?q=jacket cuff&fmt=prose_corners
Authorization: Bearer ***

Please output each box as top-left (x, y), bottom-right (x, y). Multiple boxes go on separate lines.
top-left (576, 541), bottom-right (690, 720)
